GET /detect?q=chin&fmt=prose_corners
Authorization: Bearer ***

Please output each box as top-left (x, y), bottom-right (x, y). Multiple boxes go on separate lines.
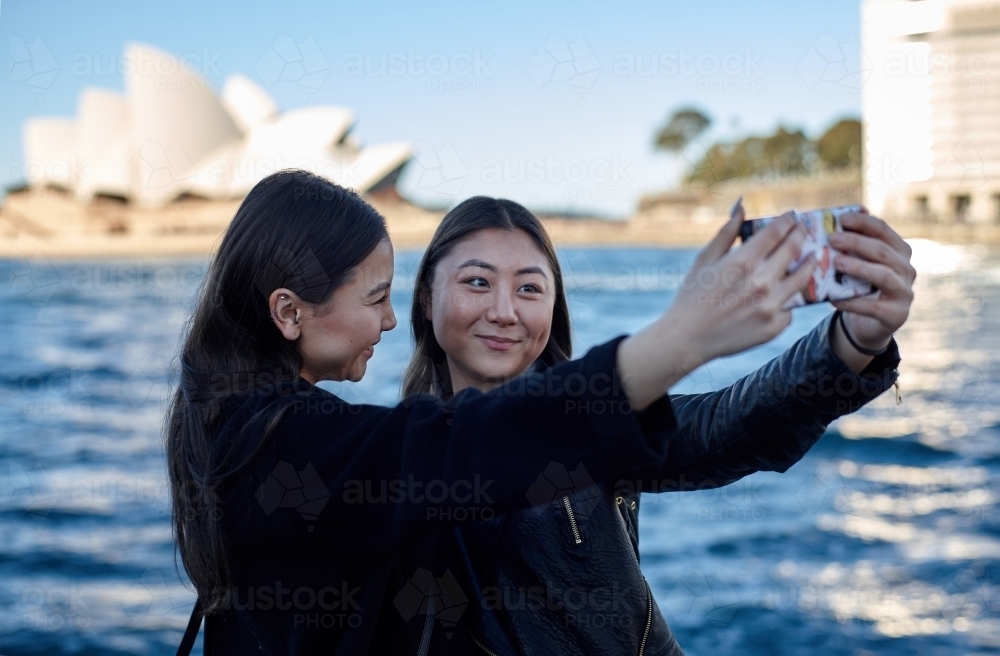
top-left (474, 362), bottom-right (524, 384)
top-left (346, 361), bottom-right (368, 382)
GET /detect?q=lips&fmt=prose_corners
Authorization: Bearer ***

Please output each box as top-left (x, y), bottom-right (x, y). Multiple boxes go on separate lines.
top-left (477, 335), bottom-right (519, 351)
top-left (363, 340), bottom-right (379, 359)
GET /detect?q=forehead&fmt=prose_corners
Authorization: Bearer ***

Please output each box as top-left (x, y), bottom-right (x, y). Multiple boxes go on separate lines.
top-left (349, 239), bottom-right (394, 285)
top-left (442, 228), bottom-right (551, 271)
top-left (360, 239), bottom-right (393, 267)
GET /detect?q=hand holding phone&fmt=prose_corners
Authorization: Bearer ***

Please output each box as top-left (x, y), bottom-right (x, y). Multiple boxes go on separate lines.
top-left (739, 204), bottom-right (877, 308)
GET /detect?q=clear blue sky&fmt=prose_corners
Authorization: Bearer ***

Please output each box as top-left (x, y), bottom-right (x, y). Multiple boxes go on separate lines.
top-left (2, 0), bottom-right (864, 216)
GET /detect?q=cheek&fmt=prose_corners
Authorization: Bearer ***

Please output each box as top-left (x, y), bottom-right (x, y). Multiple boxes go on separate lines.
top-left (431, 314), bottom-right (464, 356)
top-left (357, 311), bottom-right (383, 344)
top-left (326, 317), bottom-right (359, 357)
top-left (330, 311), bottom-right (380, 359)
top-left (432, 302), bottom-right (478, 358)
top-left (523, 306), bottom-right (554, 345)
top-left (441, 289), bottom-right (477, 315)
top-left (433, 290), bottom-right (480, 333)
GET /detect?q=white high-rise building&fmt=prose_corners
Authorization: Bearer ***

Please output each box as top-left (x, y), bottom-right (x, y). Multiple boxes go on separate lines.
top-left (862, 0), bottom-right (1000, 223)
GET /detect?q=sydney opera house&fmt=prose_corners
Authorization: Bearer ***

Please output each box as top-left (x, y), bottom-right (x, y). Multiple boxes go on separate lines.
top-left (21, 43), bottom-right (412, 208)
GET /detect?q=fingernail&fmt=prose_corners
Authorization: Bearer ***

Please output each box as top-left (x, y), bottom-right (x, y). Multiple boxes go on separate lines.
top-left (729, 196), bottom-right (744, 220)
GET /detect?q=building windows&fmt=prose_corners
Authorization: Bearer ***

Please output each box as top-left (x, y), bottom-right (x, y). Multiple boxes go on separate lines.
top-left (914, 195), bottom-right (930, 221)
top-left (993, 194), bottom-right (1000, 224)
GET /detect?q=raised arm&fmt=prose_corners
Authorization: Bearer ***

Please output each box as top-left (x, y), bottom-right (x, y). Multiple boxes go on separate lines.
top-left (625, 312), bottom-right (900, 492)
top-left (624, 210), bottom-right (914, 492)
top-left (618, 199), bottom-right (818, 410)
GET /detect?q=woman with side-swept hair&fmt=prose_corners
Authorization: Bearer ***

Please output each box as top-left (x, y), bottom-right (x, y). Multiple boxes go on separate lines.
top-left (402, 196), bottom-right (913, 655)
top-left (167, 171), bottom-right (870, 654)
top-left (402, 197), bottom-right (572, 397)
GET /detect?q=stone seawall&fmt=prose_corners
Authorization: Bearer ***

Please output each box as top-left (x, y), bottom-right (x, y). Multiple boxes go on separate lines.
top-left (2, 187), bottom-right (998, 261)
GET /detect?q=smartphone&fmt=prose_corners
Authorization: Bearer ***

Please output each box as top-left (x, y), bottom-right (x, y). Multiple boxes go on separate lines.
top-left (739, 204), bottom-right (877, 308)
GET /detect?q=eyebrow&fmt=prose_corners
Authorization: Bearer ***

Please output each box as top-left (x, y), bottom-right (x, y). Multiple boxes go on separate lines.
top-left (457, 259), bottom-right (497, 273)
top-left (516, 266), bottom-right (548, 278)
top-left (456, 259), bottom-right (548, 279)
top-left (366, 281), bottom-right (391, 296)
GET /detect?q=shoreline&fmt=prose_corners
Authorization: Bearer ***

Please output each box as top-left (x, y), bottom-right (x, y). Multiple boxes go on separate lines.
top-left (3, 189), bottom-right (999, 260)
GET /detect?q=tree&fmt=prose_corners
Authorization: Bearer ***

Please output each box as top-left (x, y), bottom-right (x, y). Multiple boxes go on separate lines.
top-left (816, 118), bottom-right (862, 168)
top-left (654, 107), bottom-right (711, 152)
top-left (686, 126), bottom-right (813, 185)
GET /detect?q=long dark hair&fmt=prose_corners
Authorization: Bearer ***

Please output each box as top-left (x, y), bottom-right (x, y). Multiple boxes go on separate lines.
top-left (166, 170), bottom-right (388, 613)
top-left (402, 196), bottom-right (571, 397)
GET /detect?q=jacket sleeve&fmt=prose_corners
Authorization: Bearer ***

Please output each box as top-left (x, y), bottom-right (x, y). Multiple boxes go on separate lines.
top-left (237, 336), bottom-right (679, 554)
top-left (623, 311), bottom-right (901, 493)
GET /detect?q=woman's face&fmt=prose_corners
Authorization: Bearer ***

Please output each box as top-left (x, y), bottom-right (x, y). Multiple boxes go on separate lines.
top-left (426, 228), bottom-right (555, 392)
top-left (274, 238), bottom-right (397, 383)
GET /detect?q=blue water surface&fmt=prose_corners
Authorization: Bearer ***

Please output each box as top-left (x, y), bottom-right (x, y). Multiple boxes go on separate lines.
top-left (1, 240), bottom-right (998, 655)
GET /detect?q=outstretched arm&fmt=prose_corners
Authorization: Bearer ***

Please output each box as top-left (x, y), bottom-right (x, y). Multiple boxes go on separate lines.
top-left (624, 312), bottom-right (900, 493)
top-left (618, 200), bottom-right (818, 410)
top-left (624, 209), bottom-right (914, 493)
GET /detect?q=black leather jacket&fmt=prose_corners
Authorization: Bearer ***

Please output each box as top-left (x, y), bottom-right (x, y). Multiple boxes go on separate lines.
top-left (450, 312), bottom-right (902, 656)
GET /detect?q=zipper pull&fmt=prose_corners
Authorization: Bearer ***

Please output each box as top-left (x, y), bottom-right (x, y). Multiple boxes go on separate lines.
top-left (894, 377), bottom-right (902, 405)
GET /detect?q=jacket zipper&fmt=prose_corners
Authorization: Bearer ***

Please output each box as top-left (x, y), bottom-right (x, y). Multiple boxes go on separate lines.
top-left (618, 494), bottom-right (653, 656)
top-left (561, 496), bottom-right (583, 544)
top-left (639, 579), bottom-right (652, 656)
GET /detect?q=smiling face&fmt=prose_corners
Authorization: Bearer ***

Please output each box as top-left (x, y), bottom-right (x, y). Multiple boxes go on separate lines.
top-left (425, 228), bottom-right (555, 393)
top-left (271, 238), bottom-right (397, 383)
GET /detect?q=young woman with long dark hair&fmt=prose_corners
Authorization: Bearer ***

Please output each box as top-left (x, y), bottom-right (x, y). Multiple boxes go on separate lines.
top-left (401, 196), bottom-right (913, 655)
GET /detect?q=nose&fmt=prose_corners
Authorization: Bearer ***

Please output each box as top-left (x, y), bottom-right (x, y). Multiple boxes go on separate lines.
top-left (383, 298), bottom-right (398, 332)
top-left (485, 288), bottom-right (517, 325)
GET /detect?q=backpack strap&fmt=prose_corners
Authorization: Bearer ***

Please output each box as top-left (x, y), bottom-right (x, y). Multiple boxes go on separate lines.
top-left (176, 599), bottom-right (203, 656)
top-left (416, 592), bottom-right (436, 656)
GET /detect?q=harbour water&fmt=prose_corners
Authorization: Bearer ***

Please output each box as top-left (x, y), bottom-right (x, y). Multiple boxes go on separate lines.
top-left (1, 240), bottom-right (998, 655)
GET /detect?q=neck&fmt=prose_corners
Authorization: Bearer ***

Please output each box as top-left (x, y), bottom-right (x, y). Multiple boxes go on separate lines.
top-left (452, 378), bottom-right (502, 394)
top-left (447, 372), bottom-right (497, 395)
top-left (446, 360), bottom-right (516, 395)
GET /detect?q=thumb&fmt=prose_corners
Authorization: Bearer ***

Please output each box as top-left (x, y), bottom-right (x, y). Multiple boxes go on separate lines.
top-left (699, 196), bottom-right (745, 264)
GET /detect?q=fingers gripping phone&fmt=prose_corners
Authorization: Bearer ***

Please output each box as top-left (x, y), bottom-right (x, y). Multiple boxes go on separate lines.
top-left (739, 204), bottom-right (877, 308)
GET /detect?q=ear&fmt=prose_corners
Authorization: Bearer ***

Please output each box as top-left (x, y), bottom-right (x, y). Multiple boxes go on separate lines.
top-left (269, 288), bottom-right (303, 341)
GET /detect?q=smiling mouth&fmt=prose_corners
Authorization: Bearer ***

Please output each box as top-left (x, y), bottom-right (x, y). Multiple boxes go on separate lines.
top-left (477, 335), bottom-right (519, 351)
top-left (363, 340), bottom-right (379, 357)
